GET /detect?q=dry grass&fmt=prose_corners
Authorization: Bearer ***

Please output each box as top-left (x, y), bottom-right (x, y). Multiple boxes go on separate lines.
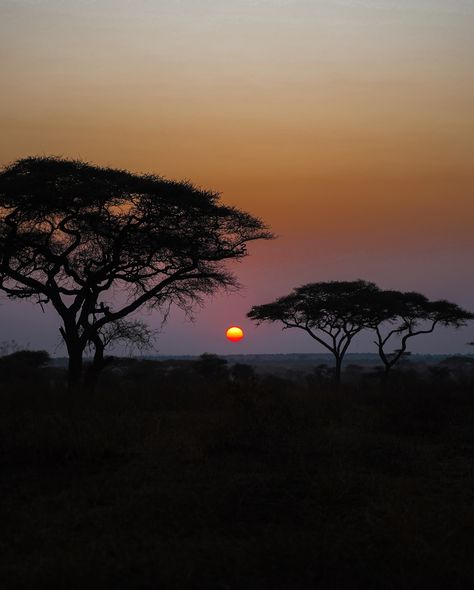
top-left (1, 362), bottom-right (474, 588)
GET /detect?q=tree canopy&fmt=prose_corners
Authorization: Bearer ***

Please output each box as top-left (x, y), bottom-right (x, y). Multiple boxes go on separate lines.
top-left (367, 290), bottom-right (474, 375)
top-left (0, 156), bottom-right (273, 389)
top-left (248, 280), bottom-right (381, 382)
top-left (248, 280), bottom-right (474, 383)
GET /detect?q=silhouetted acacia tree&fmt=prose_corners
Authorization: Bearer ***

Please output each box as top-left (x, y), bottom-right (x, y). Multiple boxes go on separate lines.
top-left (247, 280), bottom-right (380, 383)
top-left (0, 157), bottom-right (273, 391)
top-left (367, 290), bottom-right (474, 377)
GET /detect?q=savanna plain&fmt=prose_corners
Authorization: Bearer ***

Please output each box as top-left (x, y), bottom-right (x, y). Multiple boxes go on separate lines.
top-left (2, 352), bottom-right (474, 589)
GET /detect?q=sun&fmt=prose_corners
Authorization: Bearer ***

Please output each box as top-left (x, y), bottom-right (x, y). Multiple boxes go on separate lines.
top-left (226, 326), bottom-right (244, 342)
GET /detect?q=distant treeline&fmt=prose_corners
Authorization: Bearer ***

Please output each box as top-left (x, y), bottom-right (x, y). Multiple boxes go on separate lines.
top-left (1, 348), bottom-right (474, 392)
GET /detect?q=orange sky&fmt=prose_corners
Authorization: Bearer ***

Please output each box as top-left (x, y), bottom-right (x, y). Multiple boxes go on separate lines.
top-left (1, 0), bottom-right (473, 354)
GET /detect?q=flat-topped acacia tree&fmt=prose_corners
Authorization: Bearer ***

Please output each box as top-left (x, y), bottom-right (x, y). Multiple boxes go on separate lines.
top-left (0, 156), bottom-right (273, 390)
top-left (367, 290), bottom-right (474, 377)
top-left (248, 280), bottom-right (381, 383)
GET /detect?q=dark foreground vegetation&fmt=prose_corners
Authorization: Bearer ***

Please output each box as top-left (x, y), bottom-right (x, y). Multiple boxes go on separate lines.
top-left (2, 354), bottom-right (474, 589)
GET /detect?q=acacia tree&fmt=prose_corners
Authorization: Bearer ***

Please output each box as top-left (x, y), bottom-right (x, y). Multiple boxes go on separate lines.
top-left (367, 290), bottom-right (474, 377)
top-left (0, 156), bottom-right (273, 390)
top-left (247, 280), bottom-right (381, 383)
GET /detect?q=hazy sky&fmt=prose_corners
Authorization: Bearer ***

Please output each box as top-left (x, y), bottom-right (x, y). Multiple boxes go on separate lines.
top-left (1, 0), bottom-right (473, 355)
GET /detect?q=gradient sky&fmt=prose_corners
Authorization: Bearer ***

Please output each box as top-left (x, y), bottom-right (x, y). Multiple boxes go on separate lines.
top-left (1, 0), bottom-right (473, 355)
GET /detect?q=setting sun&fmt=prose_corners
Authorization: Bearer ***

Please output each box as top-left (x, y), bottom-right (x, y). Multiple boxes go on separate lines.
top-left (226, 326), bottom-right (244, 342)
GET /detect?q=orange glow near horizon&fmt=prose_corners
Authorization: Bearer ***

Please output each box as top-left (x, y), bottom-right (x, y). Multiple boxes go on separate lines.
top-left (1, 0), bottom-right (473, 354)
top-left (226, 326), bottom-right (244, 343)
top-left (2, 1), bottom-right (473, 254)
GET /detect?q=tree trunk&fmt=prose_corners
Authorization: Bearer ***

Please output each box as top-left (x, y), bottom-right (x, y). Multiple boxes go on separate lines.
top-left (381, 362), bottom-right (391, 386)
top-left (61, 320), bottom-right (85, 392)
top-left (84, 343), bottom-right (106, 394)
top-left (334, 356), bottom-right (342, 384)
top-left (67, 346), bottom-right (84, 391)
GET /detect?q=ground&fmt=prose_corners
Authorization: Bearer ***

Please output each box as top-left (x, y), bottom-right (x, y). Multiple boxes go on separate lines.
top-left (1, 361), bottom-right (474, 589)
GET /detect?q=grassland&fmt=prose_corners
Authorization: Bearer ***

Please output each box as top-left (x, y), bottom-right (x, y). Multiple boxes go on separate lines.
top-left (1, 358), bottom-right (474, 589)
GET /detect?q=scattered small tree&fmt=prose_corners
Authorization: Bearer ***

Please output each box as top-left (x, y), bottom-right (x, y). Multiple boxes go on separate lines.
top-left (247, 280), bottom-right (380, 383)
top-left (194, 353), bottom-right (229, 381)
top-left (0, 339), bottom-right (21, 356)
top-left (0, 349), bottom-right (51, 384)
top-left (0, 349), bottom-right (50, 368)
top-left (0, 156), bottom-right (273, 391)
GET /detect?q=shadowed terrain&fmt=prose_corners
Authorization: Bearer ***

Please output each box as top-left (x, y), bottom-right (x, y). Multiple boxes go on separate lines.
top-left (1, 354), bottom-right (474, 589)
